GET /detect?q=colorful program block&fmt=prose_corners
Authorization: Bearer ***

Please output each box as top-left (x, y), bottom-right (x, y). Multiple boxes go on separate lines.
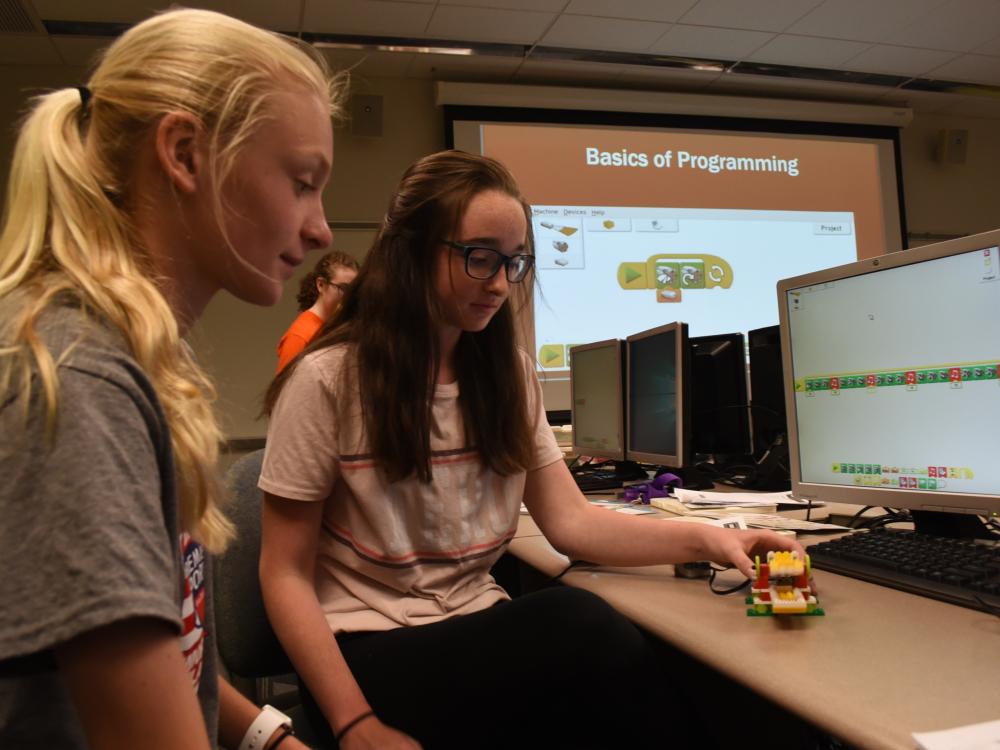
top-left (538, 344), bottom-right (565, 369)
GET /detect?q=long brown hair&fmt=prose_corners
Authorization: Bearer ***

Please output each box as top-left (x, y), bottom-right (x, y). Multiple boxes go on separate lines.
top-left (266, 150), bottom-right (536, 483)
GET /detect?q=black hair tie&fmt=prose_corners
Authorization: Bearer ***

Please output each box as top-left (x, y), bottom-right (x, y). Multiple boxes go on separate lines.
top-left (76, 85), bottom-right (92, 109)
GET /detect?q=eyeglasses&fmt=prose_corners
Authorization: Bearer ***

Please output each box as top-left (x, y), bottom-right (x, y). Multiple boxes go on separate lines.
top-left (323, 279), bottom-right (350, 294)
top-left (443, 240), bottom-right (534, 283)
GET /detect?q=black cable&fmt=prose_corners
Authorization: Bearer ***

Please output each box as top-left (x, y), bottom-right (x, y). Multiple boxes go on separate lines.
top-left (708, 565), bottom-right (751, 595)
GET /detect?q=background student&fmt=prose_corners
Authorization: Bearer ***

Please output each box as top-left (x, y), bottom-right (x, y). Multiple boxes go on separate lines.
top-left (277, 250), bottom-right (359, 373)
top-left (258, 150), bottom-right (803, 749)
top-left (0, 9), bottom-right (343, 749)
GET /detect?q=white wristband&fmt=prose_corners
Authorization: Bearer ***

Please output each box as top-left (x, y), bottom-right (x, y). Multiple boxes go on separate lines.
top-left (239, 705), bottom-right (293, 750)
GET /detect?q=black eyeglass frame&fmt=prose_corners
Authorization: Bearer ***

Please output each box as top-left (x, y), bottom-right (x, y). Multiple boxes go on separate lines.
top-left (442, 240), bottom-right (535, 283)
top-left (321, 278), bottom-right (350, 294)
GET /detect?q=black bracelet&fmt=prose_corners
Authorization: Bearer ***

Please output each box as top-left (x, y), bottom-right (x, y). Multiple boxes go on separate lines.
top-left (270, 727), bottom-right (294, 749)
top-left (335, 710), bottom-right (375, 741)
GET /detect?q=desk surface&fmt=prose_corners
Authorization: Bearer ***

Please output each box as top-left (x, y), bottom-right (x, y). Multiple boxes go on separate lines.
top-left (510, 504), bottom-right (1000, 750)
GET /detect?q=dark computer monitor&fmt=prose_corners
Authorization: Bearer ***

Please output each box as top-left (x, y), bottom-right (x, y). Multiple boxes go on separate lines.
top-left (625, 322), bottom-right (691, 468)
top-left (779, 229), bottom-right (1000, 537)
top-left (690, 333), bottom-right (752, 459)
top-left (570, 339), bottom-right (625, 461)
top-left (747, 325), bottom-right (787, 457)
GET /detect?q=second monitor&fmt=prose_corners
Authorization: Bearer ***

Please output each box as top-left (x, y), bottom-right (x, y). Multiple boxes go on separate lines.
top-left (626, 321), bottom-right (692, 469)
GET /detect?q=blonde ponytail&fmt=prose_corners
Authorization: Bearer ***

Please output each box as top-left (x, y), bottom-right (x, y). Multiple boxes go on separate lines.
top-left (0, 9), bottom-right (346, 552)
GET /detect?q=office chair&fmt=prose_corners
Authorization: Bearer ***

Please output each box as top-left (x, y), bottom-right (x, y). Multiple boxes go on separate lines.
top-left (214, 448), bottom-right (332, 748)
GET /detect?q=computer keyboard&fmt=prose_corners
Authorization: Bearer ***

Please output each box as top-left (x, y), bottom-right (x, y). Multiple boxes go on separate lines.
top-left (808, 529), bottom-right (1000, 614)
top-left (573, 471), bottom-right (624, 493)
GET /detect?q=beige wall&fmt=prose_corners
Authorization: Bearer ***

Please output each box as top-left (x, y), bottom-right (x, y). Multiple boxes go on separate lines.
top-left (2, 64), bottom-right (998, 438)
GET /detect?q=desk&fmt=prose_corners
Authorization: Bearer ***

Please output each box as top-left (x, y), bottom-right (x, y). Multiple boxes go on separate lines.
top-left (509, 503), bottom-right (1000, 750)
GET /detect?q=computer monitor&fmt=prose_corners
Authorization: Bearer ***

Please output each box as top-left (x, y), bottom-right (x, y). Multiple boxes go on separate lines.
top-left (779, 229), bottom-right (1000, 537)
top-left (626, 322), bottom-right (691, 468)
top-left (570, 339), bottom-right (625, 461)
top-left (747, 325), bottom-right (787, 457)
top-left (690, 333), bottom-right (752, 459)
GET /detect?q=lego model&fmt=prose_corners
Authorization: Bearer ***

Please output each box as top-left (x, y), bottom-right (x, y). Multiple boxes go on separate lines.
top-left (746, 550), bottom-right (825, 617)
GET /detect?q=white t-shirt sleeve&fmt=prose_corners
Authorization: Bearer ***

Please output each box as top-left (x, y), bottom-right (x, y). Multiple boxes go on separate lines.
top-left (259, 353), bottom-right (341, 501)
top-left (521, 350), bottom-right (565, 471)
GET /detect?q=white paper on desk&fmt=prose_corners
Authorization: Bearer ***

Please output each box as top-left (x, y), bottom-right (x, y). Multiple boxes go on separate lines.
top-left (913, 719), bottom-right (1000, 750)
top-left (672, 488), bottom-right (777, 507)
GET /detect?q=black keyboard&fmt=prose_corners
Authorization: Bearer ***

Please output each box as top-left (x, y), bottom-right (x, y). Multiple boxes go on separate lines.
top-left (808, 529), bottom-right (1000, 613)
top-left (573, 471), bottom-right (624, 492)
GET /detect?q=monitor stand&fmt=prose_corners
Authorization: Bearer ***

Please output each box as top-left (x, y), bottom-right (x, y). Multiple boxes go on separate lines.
top-left (911, 510), bottom-right (993, 541)
top-left (655, 464), bottom-right (714, 491)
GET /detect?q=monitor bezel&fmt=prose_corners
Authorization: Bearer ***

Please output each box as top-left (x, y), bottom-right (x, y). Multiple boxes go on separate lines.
top-left (625, 321), bottom-right (691, 467)
top-left (778, 227), bottom-right (1000, 517)
top-left (569, 338), bottom-right (626, 461)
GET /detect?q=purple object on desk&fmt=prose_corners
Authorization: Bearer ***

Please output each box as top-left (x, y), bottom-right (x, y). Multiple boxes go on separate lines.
top-left (622, 473), bottom-right (683, 505)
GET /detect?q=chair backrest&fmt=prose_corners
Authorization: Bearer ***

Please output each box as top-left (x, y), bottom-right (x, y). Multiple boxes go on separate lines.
top-left (213, 448), bottom-right (293, 677)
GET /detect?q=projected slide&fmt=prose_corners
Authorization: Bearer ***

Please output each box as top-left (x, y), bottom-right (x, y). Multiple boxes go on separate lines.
top-left (460, 119), bottom-right (900, 408)
top-left (533, 205), bottom-right (856, 371)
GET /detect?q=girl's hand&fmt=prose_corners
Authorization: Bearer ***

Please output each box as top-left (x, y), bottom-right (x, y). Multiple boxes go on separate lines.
top-left (699, 527), bottom-right (806, 578)
top-left (340, 716), bottom-right (423, 750)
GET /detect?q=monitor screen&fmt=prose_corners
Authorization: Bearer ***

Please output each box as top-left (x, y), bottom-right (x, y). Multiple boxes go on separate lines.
top-left (747, 324), bottom-right (787, 457)
top-left (570, 340), bottom-right (625, 461)
top-left (690, 333), bottom-right (751, 458)
top-left (626, 322), bottom-right (691, 467)
top-left (779, 230), bottom-right (1000, 522)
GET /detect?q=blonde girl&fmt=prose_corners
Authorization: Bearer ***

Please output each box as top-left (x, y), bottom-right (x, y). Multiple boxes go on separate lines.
top-left (0, 9), bottom-right (342, 749)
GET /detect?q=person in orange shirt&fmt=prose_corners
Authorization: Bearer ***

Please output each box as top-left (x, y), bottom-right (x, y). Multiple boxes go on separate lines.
top-left (276, 251), bottom-right (358, 372)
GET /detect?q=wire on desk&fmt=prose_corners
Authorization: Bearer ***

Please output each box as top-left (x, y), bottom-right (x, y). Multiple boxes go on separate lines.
top-left (708, 565), bottom-right (750, 595)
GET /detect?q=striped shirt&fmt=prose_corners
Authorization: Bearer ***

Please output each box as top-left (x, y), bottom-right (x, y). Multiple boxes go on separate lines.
top-left (259, 345), bottom-right (563, 633)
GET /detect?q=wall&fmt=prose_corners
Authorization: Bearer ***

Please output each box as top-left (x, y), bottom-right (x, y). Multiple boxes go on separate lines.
top-left (1, 64), bottom-right (998, 439)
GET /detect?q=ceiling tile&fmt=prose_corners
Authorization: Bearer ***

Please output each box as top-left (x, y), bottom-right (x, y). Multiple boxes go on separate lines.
top-left (318, 47), bottom-right (416, 78)
top-left (405, 52), bottom-right (522, 80)
top-left (304, 0), bottom-right (434, 37)
top-left (50, 35), bottom-right (112, 67)
top-left (649, 24), bottom-right (774, 60)
top-left (926, 54), bottom-right (1000, 86)
top-left (788, 0), bottom-right (945, 44)
top-left (512, 58), bottom-right (626, 86)
top-left (747, 34), bottom-right (872, 69)
top-left (709, 71), bottom-right (890, 102)
top-left (426, 5), bottom-right (555, 44)
top-left (563, 0), bottom-right (698, 23)
top-left (443, 0), bottom-right (565, 11)
top-left (845, 44), bottom-right (960, 78)
top-left (885, 0), bottom-right (1000, 53)
top-left (34, 1), bottom-right (302, 30)
top-left (0, 34), bottom-right (61, 64)
top-left (540, 14), bottom-right (670, 52)
top-left (678, 0), bottom-right (823, 33)
top-left (973, 33), bottom-right (1000, 56)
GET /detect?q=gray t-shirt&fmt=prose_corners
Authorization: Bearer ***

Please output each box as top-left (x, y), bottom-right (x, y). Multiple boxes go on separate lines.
top-left (0, 301), bottom-right (219, 746)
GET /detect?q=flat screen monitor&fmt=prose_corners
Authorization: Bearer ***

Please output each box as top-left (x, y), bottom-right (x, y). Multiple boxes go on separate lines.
top-left (690, 333), bottom-right (751, 458)
top-left (779, 229), bottom-right (1000, 534)
top-left (747, 324), bottom-right (787, 457)
top-left (626, 322), bottom-right (691, 467)
top-left (570, 339), bottom-right (625, 461)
